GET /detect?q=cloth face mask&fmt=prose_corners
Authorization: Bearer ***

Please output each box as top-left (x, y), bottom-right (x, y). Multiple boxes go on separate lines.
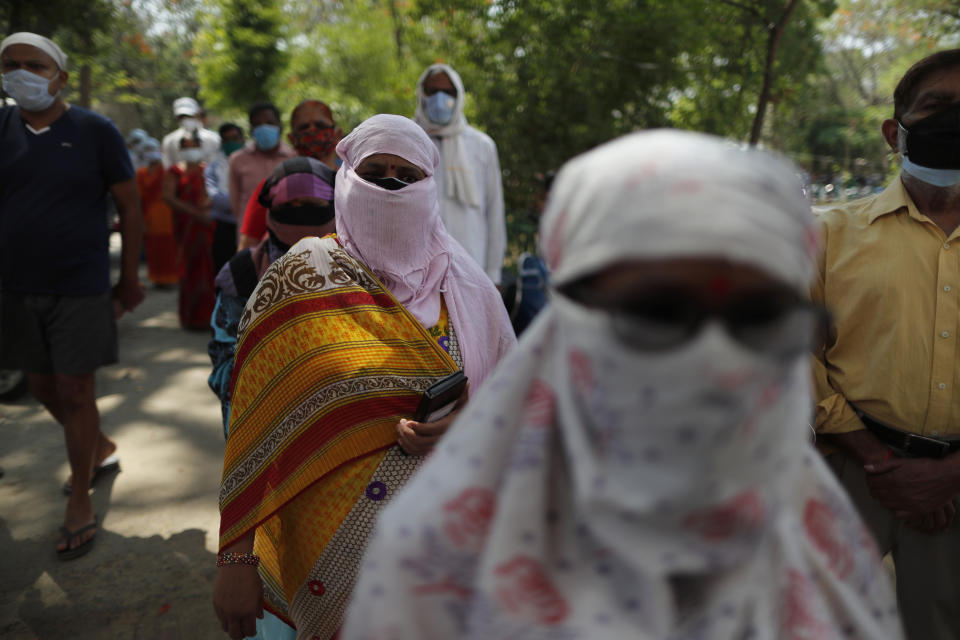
top-left (270, 202), bottom-right (335, 226)
top-left (898, 104), bottom-right (960, 186)
top-left (252, 124), bottom-right (281, 151)
top-left (292, 127), bottom-right (339, 159)
top-left (553, 294), bottom-right (802, 518)
top-left (2, 69), bottom-right (57, 112)
top-left (899, 101), bottom-right (960, 169)
top-left (221, 140), bottom-right (243, 156)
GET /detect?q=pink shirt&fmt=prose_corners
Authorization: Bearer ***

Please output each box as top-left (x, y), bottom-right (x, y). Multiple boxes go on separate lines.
top-left (228, 144), bottom-right (296, 231)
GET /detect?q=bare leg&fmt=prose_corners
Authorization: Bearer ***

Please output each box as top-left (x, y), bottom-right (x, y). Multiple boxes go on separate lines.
top-left (30, 373), bottom-right (103, 551)
top-left (31, 373), bottom-right (117, 491)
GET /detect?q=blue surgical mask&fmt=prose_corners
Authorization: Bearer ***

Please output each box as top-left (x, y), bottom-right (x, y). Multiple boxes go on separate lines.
top-left (2, 69), bottom-right (58, 112)
top-left (423, 91), bottom-right (456, 126)
top-left (252, 124), bottom-right (281, 151)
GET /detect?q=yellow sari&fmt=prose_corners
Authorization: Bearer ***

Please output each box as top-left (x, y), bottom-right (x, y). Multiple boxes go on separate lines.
top-left (219, 235), bottom-right (458, 637)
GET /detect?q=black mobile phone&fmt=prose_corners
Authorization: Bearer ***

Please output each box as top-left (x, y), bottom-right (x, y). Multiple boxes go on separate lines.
top-left (412, 371), bottom-right (468, 422)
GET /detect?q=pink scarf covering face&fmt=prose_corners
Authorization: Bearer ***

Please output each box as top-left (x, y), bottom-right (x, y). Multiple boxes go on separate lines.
top-left (335, 114), bottom-right (515, 385)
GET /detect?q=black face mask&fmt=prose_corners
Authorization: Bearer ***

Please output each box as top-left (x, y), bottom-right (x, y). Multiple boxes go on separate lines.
top-left (365, 176), bottom-right (411, 191)
top-left (270, 202), bottom-right (335, 226)
top-left (900, 101), bottom-right (960, 169)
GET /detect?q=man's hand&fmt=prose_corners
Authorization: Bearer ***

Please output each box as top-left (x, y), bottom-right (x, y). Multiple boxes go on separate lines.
top-left (865, 456), bottom-right (959, 515)
top-left (212, 565), bottom-right (263, 639)
top-left (112, 279), bottom-right (145, 317)
top-left (397, 383), bottom-right (469, 456)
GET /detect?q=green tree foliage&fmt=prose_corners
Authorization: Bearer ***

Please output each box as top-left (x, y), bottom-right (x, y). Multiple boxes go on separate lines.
top-left (194, 0), bottom-right (288, 113)
top-left (669, 0), bottom-right (835, 142)
top-left (271, 0), bottom-right (438, 130)
top-left (10, 0), bottom-right (959, 245)
top-left (413, 0), bottom-right (701, 253)
top-left (81, 0), bottom-right (202, 136)
top-left (778, 0), bottom-right (958, 184)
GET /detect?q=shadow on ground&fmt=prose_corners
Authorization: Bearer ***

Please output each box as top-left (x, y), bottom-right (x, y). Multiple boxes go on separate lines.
top-left (0, 265), bottom-right (229, 640)
top-left (0, 517), bottom-right (220, 640)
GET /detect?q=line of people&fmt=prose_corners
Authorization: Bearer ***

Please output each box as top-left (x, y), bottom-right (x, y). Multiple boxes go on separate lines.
top-left (5, 27), bottom-right (960, 640)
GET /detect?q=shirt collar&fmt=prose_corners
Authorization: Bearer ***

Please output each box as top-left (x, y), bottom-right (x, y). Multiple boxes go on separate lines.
top-left (866, 174), bottom-right (925, 225)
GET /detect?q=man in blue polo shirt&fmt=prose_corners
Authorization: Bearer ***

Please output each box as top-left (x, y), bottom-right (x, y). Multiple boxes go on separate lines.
top-left (0, 32), bottom-right (145, 560)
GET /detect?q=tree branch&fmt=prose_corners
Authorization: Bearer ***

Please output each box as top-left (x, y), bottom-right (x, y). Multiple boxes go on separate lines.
top-left (715, 0), bottom-right (764, 21)
top-left (749, 0), bottom-right (802, 145)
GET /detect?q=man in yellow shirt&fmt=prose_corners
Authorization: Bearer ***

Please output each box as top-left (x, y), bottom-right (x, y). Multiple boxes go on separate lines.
top-left (815, 48), bottom-right (960, 640)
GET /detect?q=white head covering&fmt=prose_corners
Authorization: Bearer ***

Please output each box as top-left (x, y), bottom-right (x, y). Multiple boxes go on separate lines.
top-left (0, 32), bottom-right (67, 70)
top-left (335, 114), bottom-right (516, 386)
top-left (342, 130), bottom-right (902, 640)
top-left (173, 96), bottom-right (200, 117)
top-left (414, 63), bottom-right (480, 207)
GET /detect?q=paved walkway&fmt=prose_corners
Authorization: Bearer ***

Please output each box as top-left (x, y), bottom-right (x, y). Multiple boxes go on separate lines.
top-left (0, 267), bottom-right (229, 639)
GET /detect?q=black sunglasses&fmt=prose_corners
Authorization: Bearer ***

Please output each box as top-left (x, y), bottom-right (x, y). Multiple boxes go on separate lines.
top-left (564, 285), bottom-right (829, 360)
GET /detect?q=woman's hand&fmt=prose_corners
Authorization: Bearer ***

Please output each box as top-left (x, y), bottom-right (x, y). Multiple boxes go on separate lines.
top-left (213, 565), bottom-right (263, 639)
top-left (397, 383), bottom-right (469, 456)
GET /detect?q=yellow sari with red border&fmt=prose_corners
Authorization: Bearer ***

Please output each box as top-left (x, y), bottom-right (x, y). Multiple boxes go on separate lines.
top-left (219, 235), bottom-right (457, 632)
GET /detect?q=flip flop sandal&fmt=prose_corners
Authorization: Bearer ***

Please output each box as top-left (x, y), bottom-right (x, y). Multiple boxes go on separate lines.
top-left (56, 517), bottom-right (97, 561)
top-left (62, 455), bottom-right (120, 496)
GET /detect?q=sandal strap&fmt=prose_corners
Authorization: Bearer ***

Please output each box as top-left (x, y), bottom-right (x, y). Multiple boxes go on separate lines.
top-left (59, 518), bottom-right (98, 538)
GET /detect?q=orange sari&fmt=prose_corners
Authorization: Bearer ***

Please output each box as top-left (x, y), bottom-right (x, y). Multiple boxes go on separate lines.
top-left (136, 164), bottom-right (178, 285)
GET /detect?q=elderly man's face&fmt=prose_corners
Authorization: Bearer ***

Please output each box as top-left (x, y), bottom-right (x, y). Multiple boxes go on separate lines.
top-left (1, 43), bottom-right (66, 94)
top-left (882, 64), bottom-right (960, 153)
top-left (901, 65), bottom-right (960, 126)
top-left (423, 71), bottom-right (457, 98)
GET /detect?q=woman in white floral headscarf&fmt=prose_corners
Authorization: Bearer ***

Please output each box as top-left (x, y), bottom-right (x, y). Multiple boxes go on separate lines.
top-left (341, 130), bottom-right (904, 640)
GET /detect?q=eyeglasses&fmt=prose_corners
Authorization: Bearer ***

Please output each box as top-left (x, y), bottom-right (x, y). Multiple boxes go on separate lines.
top-left (566, 285), bottom-right (829, 359)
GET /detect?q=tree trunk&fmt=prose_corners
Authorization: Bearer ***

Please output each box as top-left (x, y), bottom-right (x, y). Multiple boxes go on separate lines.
top-left (79, 64), bottom-right (92, 108)
top-left (387, 0), bottom-right (404, 59)
top-left (748, 0), bottom-right (801, 146)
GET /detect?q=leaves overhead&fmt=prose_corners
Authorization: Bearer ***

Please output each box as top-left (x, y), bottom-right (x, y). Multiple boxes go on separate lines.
top-left (6, 0), bottom-right (960, 253)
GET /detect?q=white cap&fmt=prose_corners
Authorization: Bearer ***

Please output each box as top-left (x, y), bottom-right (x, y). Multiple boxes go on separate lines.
top-left (173, 97), bottom-right (200, 117)
top-left (0, 32), bottom-right (68, 71)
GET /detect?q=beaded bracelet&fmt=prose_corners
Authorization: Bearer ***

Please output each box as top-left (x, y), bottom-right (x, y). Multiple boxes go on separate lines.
top-left (217, 552), bottom-right (260, 568)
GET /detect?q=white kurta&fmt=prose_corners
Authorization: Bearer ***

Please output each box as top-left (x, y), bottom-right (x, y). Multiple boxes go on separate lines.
top-left (161, 126), bottom-right (220, 168)
top-left (429, 125), bottom-right (506, 285)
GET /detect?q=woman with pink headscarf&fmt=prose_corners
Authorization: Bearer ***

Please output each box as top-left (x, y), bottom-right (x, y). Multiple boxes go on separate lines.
top-left (212, 114), bottom-right (515, 640)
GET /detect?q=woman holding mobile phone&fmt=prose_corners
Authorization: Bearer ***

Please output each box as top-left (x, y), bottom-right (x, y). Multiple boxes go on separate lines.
top-left (212, 114), bottom-right (516, 640)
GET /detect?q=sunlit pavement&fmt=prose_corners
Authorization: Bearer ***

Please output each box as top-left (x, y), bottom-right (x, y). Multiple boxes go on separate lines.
top-left (0, 237), bottom-right (227, 639)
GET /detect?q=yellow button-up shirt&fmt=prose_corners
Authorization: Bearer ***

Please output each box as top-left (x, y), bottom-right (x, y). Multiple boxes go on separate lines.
top-left (813, 176), bottom-right (960, 439)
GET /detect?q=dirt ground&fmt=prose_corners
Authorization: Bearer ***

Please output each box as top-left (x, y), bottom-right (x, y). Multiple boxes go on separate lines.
top-left (0, 263), bottom-right (230, 639)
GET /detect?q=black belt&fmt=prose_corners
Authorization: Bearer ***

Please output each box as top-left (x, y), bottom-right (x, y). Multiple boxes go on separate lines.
top-left (858, 412), bottom-right (960, 458)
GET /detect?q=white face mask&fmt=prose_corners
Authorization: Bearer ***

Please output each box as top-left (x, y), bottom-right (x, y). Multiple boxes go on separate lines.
top-left (181, 147), bottom-right (204, 164)
top-left (2, 69), bottom-right (58, 112)
top-left (552, 294), bottom-right (806, 516)
top-left (898, 124), bottom-right (960, 187)
top-left (180, 117), bottom-right (201, 133)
